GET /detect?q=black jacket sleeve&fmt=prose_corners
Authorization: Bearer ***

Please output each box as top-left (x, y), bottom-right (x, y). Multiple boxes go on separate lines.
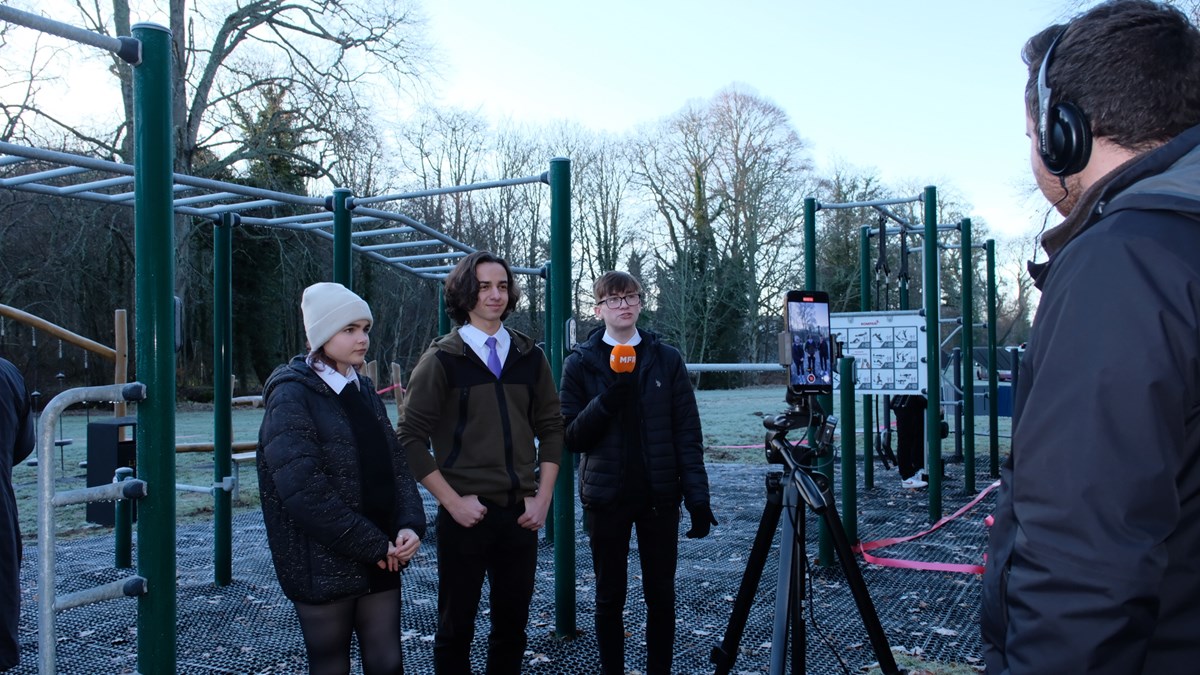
top-left (561, 352), bottom-right (617, 453)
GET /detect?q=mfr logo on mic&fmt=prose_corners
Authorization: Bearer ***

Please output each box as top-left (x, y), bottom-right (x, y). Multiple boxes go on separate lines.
top-left (610, 344), bottom-right (636, 373)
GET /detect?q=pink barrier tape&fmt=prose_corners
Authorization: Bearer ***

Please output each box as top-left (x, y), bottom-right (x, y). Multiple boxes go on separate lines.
top-left (377, 383), bottom-right (403, 395)
top-left (852, 480), bottom-right (1001, 575)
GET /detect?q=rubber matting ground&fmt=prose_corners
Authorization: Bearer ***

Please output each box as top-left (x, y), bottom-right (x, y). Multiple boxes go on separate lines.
top-left (12, 460), bottom-right (998, 674)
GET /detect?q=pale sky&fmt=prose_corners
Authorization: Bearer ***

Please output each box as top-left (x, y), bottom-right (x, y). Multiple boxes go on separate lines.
top-left (4, 0), bottom-right (1077, 241)
top-left (421, 0), bottom-right (1075, 239)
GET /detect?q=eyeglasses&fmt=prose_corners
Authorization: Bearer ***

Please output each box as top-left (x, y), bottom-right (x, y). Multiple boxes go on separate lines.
top-left (597, 293), bottom-right (643, 309)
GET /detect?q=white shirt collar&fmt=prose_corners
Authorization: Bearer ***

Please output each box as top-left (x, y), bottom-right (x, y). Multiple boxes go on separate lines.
top-left (459, 322), bottom-right (511, 372)
top-left (309, 356), bottom-right (359, 394)
top-left (602, 329), bottom-right (641, 347)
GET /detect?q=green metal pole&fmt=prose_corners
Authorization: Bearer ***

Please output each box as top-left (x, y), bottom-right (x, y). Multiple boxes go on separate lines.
top-left (804, 197), bottom-right (833, 566)
top-left (332, 187), bottom-right (352, 288)
top-left (114, 467), bottom-right (134, 568)
top-left (859, 226), bottom-right (873, 489)
top-left (548, 157), bottom-right (575, 638)
top-left (960, 219), bottom-right (976, 494)
top-left (804, 198), bottom-right (817, 289)
top-left (437, 286), bottom-right (450, 336)
top-left (213, 213), bottom-right (234, 585)
top-left (986, 240), bottom-right (1000, 478)
top-left (839, 356), bottom-right (857, 543)
top-left (132, 23), bottom-right (176, 675)
top-left (542, 264), bottom-right (554, 545)
top-left (923, 186), bottom-right (942, 521)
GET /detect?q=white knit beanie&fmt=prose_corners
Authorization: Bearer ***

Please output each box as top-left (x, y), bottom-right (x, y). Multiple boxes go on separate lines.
top-left (301, 282), bottom-right (373, 352)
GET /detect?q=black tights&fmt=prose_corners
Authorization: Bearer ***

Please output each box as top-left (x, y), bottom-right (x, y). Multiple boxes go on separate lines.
top-left (294, 588), bottom-right (403, 675)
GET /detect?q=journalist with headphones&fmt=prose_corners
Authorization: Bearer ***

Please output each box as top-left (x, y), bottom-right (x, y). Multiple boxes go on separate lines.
top-left (981, 2), bottom-right (1200, 672)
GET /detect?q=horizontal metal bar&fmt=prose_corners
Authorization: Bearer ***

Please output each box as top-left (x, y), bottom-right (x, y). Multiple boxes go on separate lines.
top-left (353, 205), bottom-right (475, 255)
top-left (0, 6), bottom-right (139, 63)
top-left (52, 479), bottom-right (147, 507)
top-left (57, 175), bottom-right (135, 195)
top-left (172, 191), bottom-right (241, 207)
top-left (817, 195), bottom-right (922, 210)
top-left (175, 483), bottom-right (216, 494)
top-left (387, 251), bottom-right (468, 263)
top-left (1, 165), bottom-right (88, 187)
top-left (866, 223), bottom-right (964, 237)
top-left (55, 576), bottom-right (147, 613)
top-left (351, 225), bottom-right (415, 238)
top-left (358, 239), bottom-right (441, 252)
top-left (686, 363), bottom-right (787, 373)
top-left (0, 142), bottom-right (326, 207)
top-left (355, 173), bottom-right (547, 205)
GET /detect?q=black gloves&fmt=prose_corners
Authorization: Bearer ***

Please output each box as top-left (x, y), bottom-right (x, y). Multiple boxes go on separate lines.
top-left (685, 502), bottom-right (718, 539)
top-left (598, 372), bottom-right (635, 411)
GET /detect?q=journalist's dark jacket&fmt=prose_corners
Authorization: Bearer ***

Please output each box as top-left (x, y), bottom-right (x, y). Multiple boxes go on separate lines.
top-left (560, 327), bottom-right (709, 509)
top-left (257, 356), bottom-right (426, 604)
top-left (982, 124), bottom-right (1200, 674)
top-left (1, 358), bottom-right (34, 670)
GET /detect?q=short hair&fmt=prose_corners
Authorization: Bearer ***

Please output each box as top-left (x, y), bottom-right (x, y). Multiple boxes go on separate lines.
top-left (592, 271), bottom-right (643, 301)
top-left (1024, 0), bottom-right (1200, 152)
top-left (443, 251), bottom-right (522, 325)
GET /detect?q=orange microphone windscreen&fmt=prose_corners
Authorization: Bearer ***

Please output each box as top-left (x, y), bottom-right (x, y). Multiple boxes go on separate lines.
top-left (609, 344), bottom-right (636, 373)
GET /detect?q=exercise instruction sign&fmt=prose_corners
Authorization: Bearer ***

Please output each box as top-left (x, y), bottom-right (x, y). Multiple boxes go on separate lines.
top-left (831, 310), bottom-right (927, 395)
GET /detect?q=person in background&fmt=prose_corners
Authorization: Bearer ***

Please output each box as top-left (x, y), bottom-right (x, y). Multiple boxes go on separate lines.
top-left (258, 282), bottom-right (425, 675)
top-left (398, 251), bottom-right (563, 675)
top-left (0, 357), bottom-right (34, 672)
top-left (982, 2), bottom-right (1200, 672)
top-left (891, 395), bottom-right (927, 489)
top-left (559, 271), bottom-right (715, 675)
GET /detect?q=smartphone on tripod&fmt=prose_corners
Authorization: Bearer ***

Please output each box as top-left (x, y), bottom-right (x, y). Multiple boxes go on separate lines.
top-left (785, 290), bottom-right (832, 396)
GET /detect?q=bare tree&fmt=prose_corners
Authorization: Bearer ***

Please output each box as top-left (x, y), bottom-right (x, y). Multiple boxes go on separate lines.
top-left (17, 0), bottom-right (433, 176)
top-left (632, 87), bottom-right (813, 382)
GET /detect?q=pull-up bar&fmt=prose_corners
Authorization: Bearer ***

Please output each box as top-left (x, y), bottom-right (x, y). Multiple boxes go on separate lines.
top-left (354, 172), bottom-right (548, 205)
top-left (0, 5), bottom-right (141, 64)
top-left (815, 194), bottom-right (923, 210)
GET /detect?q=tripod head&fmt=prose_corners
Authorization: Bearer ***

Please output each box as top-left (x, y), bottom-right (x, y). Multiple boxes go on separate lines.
top-left (763, 393), bottom-right (837, 467)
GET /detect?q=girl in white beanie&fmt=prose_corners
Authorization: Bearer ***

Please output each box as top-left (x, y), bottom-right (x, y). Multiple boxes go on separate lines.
top-left (257, 282), bottom-right (425, 674)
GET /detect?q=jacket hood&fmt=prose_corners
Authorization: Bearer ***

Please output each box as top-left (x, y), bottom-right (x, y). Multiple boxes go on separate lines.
top-left (1031, 122), bottom-right (1200, 287)
top-left (262, 355), bottom-right (329, 401)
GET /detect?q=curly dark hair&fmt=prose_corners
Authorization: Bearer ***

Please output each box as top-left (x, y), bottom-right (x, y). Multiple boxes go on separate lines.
top-left (1024, 0), bottom-right (1200, 153)
top-left (443, 251), bottom-right (522, 326)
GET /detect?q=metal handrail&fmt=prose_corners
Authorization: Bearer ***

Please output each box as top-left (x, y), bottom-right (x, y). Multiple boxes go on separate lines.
top-left (37, 383), bottom-right (148, 675)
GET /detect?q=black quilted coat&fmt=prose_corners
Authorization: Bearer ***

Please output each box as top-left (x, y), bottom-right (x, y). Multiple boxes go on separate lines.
top-left (257, 356), bottom-right (426, 604)
top-left (560, 328), bottom-right (709, 510)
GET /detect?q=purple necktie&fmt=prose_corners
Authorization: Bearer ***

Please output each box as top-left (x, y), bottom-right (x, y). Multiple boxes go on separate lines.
top-left (485, 336), bottom-right (502, 379)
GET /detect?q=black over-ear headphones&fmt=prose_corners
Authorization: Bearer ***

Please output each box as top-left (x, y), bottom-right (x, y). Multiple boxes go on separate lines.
top-left (1037, 29), bottom-right (1092, 176)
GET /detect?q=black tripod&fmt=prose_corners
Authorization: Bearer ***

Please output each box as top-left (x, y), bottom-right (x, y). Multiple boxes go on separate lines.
top-left (712, 395), bottom-right (903, 675)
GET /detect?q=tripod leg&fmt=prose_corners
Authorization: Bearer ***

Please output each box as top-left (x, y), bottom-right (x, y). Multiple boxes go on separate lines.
top-left (787, 506), bottom-right (806, 675)
top-left (814, 483), bottom-right (902, 675)
top-left (712, 473), bottom-right (785, 675)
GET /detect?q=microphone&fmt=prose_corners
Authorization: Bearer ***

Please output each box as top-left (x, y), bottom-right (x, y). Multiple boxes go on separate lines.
top-left (609, 343), bottom-right (636, 373)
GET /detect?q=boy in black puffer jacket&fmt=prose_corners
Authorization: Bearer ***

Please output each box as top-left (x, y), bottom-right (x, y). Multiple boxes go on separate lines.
top-left (560, 271), bottom-right (715, 675)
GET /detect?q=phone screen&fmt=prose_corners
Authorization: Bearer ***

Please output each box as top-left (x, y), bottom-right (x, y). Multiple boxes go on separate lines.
top-left (785, 290), bottom-right (833, 395)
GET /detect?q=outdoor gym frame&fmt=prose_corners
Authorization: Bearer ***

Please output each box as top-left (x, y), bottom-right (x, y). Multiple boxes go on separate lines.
top-left (0, 7), bottom-right (578, 673)
top-left (802, 189), bottom-right (1002, 534)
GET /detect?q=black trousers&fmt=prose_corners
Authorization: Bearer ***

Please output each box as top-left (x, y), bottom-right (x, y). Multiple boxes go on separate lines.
top-left (893, 396), bottom-right (927, 479)
top-left (432, 501), bottom-right (537, 675)
top-left (587, 501), bottom-right (680, 675)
